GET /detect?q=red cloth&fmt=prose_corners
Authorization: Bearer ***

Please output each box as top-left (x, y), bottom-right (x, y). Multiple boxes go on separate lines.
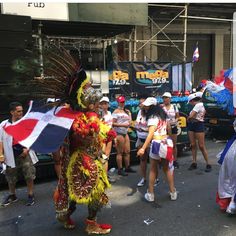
top-left (216, 192), bottom-right (231, 211)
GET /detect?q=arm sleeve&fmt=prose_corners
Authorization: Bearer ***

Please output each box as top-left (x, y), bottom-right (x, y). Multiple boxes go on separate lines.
top-left (147, 117), bottom-right (159, 127)
top-left (192, 103), bottom-right (201, 113)
top-left (0, 123), bottom-right (4, 142)
top-left (112, 113), bottom-right (118, 119)
top-left (175, 104), bottom-right (179, 113)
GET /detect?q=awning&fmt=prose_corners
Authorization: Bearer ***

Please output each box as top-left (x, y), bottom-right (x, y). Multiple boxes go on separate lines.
top-left (32, 20), bottom-right (134, 38)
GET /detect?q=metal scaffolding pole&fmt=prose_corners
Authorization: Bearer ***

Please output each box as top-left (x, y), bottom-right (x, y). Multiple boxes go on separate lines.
top-left (38, 22), bottom-right (44, 77)
top-left (129, 30), bottom-right (133, 61)
top-left (136, 7), bottom-right (186, 53)
top-left (183, 4), bottom-right (188, 63)
top-left (182, 4), bottom-right (188, 92)
top-left (134, 26), bottom-right (137, 61)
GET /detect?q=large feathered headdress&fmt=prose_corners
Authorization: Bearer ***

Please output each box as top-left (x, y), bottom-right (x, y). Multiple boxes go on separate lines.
top-left (12, 44), bottom-right (102, 109)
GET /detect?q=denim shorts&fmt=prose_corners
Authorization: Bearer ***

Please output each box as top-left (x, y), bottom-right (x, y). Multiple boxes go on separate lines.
top-left (171, 125), bottom-right (178, 135)
top-left (187, 121), bottom-right (205, 133)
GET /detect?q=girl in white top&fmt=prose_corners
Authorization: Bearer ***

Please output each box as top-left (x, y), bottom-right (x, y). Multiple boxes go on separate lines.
top-left (112, 96), bottom-right (135, 176)
top-left (187, 92), bottom-right (211, 172)
top-left (135, 97), bottom-right (149, 187)
top-left (162, 92), bottom-right (180, 168)
top-left (137, 97), bottom-right (177, 202)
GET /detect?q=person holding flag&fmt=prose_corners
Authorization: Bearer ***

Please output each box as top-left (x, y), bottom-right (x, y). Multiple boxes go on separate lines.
top-left (0, 102), bottom-right (38, 207)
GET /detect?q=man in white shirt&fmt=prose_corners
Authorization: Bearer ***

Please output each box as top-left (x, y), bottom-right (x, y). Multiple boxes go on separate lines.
top-left (0, 102), bottom-right (38, 206)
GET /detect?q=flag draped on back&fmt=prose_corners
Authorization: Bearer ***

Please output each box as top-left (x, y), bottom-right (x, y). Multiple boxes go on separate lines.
top-left (192, 43), bottom-right (199, 62)
top-left (4, 100), bottom-right (77, 154)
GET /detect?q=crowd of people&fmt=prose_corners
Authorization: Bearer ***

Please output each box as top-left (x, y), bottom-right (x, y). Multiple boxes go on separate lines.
top-left (1, 84), bottom-right (235, 234)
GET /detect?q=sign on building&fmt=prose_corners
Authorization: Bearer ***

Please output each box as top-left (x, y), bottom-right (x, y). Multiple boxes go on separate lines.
top-left (1, 3), bottom-right (69, 21)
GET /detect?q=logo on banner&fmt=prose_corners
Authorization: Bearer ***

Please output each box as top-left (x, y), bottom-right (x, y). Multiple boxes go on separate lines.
top-left (109, 70), bottom-right (130, 86)
top-left (136, 69), bottom-right (169, 84)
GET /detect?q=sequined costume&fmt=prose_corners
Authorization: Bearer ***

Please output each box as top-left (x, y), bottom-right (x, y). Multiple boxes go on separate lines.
top-left (12, 45), bottom-right (116, 234)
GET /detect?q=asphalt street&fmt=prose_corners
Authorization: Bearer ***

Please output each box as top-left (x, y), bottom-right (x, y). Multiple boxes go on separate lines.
top-left (1, 138), bottom-right (236, 236)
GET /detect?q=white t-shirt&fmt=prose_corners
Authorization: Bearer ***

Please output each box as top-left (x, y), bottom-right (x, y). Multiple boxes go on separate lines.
top-left (147, 116), bottom-right (167, 136)
top-left (112, 110), bottom-right (131, 135)
top-left (0, 119), bottom-right (38, 168)
top-left (190, 102), bottom-right (205, 122)
top-left (102, 111), bottom-right (113, 128)
top-left (162, 104), bottom-right (179, 126)
top-left (135, 110), bottom-right (148, 139)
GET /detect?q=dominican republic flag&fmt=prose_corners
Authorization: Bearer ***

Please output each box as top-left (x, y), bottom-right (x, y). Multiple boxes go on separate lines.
top-left (192, 43), bottom-right (199, 62)
top-left (4, 100), bottom-right (77, 154)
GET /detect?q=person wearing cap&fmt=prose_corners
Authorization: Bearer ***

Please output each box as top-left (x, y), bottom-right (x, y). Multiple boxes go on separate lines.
top-left (161, 92), bottom-right (180, 169)
top-left (187, 92), bottom-right (212, 172)
top-left (99, 96), bottom-right (116, 183)
top-left (137, 97), bottom-right (177, 202)
top-left (112, 95), bottom-right (136, 176)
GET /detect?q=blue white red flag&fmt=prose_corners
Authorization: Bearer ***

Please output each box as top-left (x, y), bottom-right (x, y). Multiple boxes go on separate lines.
top-left (4, 100), bottom-right (77, 154)
top-left (192, 44), bottom-right (199, 62)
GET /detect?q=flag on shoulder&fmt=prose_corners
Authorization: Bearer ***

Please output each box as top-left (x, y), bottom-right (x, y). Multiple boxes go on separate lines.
top-left (192, 43), bottom-right (199, 62)
top-left (4, 100), bottom-right (77, 154)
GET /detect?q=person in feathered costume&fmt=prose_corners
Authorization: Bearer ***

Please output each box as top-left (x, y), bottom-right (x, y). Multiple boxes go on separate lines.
top-left (13, 45), bottom-right (116, 234)
top-left (216, 119), bottom-right (236, 214)
top-left (201, 68), bottom-right (236, 214)
top-left (202, 69), bottom-right (235, 116)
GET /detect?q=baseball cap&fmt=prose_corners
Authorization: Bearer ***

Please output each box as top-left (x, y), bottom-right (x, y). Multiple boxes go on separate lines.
top-left (142, 97), bottom-right (157, 106)
top-left (187, 92), bottom-right (203, 104)
top-left (162, 92), bottom-right (172, 98)
top-left (116, 96), bottom-right (125, 103)
top-left (100, 96), bottom-right (109, 103)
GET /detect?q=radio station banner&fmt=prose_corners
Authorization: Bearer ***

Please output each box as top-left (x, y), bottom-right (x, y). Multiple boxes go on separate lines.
top-left (132, 62), bottom-right (172, 96)
top-left (108, 62), bottom-right (172, 98)
top-left (108, 62), bottom-right (133, 99)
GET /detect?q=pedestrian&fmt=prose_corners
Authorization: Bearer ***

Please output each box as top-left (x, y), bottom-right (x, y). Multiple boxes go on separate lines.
top-left (112, 95), bottom-right (136, 176)
top-left (135, 94), bottom-right (159, 187)
top-left (99, 96), bottom-right (116, 183)
top-left (161, 92), bottom-right (180, 168)
top-left (0, 102), bottom-right (38, 206)
top-left (137, 97), bottom-right (177, 202)
top-left (187, 92), bottom-right (212, 172)
top-left (216, 119), bottom-right (236, 214)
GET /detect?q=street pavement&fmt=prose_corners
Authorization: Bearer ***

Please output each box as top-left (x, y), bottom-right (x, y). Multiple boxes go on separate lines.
top-left (1, 138), bottom-right (236, 236)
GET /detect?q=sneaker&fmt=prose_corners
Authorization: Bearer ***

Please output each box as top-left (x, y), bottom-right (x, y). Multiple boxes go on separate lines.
top-left (85, 219), bottom-right (112, 235)
top-left (118, 169), bottom-right (128, 176)
top-left (205, 164), bottom-right (212, 173)
top-left (26, 194), bottom-right (35, 206)
top-left (1, 194), bottom-right (18, 206)
top-left (226, 201), bottom-right (236, 215)
top-left (64, 217), bottom-right (76, 229)
top-left (173, 161), bottom-right (179, 169)
top-left (137, 178), bottom-right (146, 187)
top-left (108, 175), bottom-right (116, 183)
top-left (144, 191), bottom-right (154, 202)
top-left (170, 189), bottom-right (178, 201)
top-left (125, 166), bottom-right (136, 173)
top-left (188, 163), bottom-right (197, 170)
top-left (154, 178), bottom-right (160, 187)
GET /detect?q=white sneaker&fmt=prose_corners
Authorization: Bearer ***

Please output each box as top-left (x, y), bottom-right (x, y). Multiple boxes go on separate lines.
top-left (226, 201), bottom-right (236, 214)
top-left (137, 178), bottom-right (146, 187)
top-left (144, 191), bottom-right (154, 202)
top-left (170, 189), bottom-right (178, 201)
top-left (154, 178), bottom-right (160, 187)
